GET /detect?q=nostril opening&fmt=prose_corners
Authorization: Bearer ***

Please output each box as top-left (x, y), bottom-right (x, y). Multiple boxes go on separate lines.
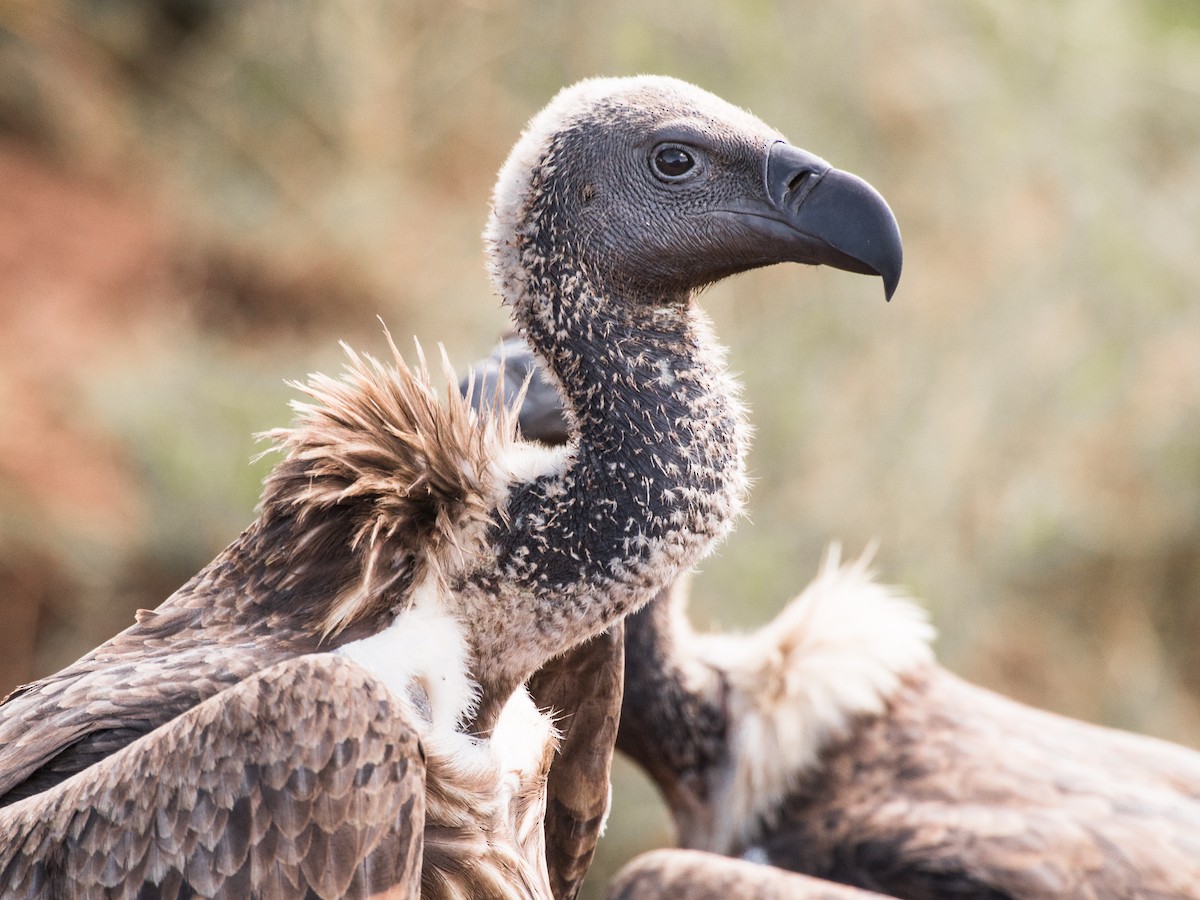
top-left (786, 170), bottom-right (813, 195)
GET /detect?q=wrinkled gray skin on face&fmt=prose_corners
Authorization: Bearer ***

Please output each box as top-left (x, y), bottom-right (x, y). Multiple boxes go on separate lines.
top-left (545, 99), bottom-right (787, 298)
top-left (502, 83), bottom-right (900, 306)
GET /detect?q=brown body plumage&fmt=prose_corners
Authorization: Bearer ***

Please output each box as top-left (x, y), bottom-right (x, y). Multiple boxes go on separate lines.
top-left (2, 656), bottom-right (426, 897)
top-left (491, 336), bottom-right (1200, 900)
top-left (0, 76), bottom-right (901, 897)
top-left (0, 347), bottom-right (563, 898)
top-left (623, 559), bottom-right (1200, 897)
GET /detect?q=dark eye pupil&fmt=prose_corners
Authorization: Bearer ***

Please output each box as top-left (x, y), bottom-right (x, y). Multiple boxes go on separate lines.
top-left (655, 147), bottom-right (694, 177)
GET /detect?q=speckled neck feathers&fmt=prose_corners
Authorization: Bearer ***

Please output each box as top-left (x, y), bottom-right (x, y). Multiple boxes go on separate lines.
top-left (472, 98), bottom-right (750, 716)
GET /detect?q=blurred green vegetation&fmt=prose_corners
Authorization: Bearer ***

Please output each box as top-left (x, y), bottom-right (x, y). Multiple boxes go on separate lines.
top-left (1, 1), bottom-right (1198, 895)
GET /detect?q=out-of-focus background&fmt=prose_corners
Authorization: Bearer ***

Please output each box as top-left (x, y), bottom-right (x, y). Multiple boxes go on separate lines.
top-left (2, 0), bottom-right (1198, 893)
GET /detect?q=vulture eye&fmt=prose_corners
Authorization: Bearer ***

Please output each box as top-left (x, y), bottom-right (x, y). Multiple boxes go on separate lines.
top-left (652, 145), bottom-right (696, 180)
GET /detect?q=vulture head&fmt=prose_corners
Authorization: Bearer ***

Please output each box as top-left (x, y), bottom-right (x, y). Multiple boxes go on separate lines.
top-left (487, 75), bottom-right (902, 315)
top-left (461, 75), bottom-right (903, 722)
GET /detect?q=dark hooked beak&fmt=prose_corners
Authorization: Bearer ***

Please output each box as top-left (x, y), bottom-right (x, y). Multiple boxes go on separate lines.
top-left (762, 141), bottom-right (903, 300)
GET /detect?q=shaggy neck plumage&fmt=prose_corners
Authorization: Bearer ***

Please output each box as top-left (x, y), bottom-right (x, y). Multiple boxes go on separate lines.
top-left (470, 176), bottom-right (748, 727)
top-left (628, 550), bottom-right (938, 854)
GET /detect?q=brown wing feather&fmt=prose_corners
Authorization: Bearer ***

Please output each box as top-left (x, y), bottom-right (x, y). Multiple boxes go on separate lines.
top-left (0, 655), bottom-right (425, 899)
top-left (265, 336), bottom-right (522, 640)
top-left (528, 623), bottom-right (625, 900)
top-left (0, 337), bottom-right (516, 807)
top-left (605, 849), bottom-right (891, 900)
top-left (0, 593), bottom-right (307, 807)
top-left (760, 665), bottom-right (1200, 898)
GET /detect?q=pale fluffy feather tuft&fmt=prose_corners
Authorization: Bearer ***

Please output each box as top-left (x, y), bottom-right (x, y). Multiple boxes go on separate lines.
top-left (695, 545), bottom-right (936, 852)
top-left (260, 331), bottom-right (531, 638)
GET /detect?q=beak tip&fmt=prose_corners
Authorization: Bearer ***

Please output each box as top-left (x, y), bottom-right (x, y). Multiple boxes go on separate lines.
top-left (761, 143), bottom-right (905, 302)
top-left (873, 220), bottom-right (903, 302)
top-left (883, 267), bottom-right (900, 302)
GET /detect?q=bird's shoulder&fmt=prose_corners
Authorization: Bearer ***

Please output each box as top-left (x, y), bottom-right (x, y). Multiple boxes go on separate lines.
top-left (0, 600), bottom-right (296, 807)
top-left (0, 654), bottom-right (426, 898)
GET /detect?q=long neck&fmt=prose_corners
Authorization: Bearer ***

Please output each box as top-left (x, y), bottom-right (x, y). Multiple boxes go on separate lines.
top-left (619, 581), bottom-right (730, 842)
top-left (467, 235), bottom-right (748, 725)
top-left (522, 278), bottom-right (744, 573)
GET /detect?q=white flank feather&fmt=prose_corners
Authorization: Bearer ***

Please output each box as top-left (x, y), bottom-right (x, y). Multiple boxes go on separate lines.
top-left (694, 545), bottom-right (936, 852)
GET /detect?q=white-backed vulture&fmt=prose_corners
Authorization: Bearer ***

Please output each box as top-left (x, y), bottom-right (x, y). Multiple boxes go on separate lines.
top-left (474, 338), bottom-right (1200, 900)
top-left (0, 75), bottom-right (902, 898)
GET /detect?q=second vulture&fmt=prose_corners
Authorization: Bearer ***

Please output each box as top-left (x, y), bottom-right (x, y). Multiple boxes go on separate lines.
top-left (471, 338), bottom-right (1200, 900)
